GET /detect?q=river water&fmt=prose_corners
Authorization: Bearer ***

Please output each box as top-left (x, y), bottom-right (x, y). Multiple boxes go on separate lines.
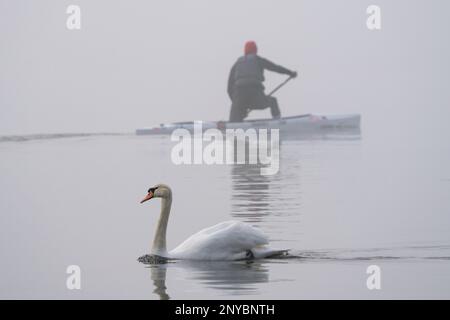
top-left (1, 124), bottom-right (450, 299)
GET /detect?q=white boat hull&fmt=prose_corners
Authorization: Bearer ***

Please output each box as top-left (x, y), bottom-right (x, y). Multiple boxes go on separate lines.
top-left (136, 114), bottom-right (361, 135)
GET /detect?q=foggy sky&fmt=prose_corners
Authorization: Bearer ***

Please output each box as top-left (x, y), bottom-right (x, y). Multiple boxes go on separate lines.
top-left (1, 0), bottom-right (449, 139)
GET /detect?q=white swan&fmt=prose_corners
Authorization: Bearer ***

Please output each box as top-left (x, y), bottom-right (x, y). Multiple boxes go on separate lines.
top-left (140, 184), bottom-right (287, 261)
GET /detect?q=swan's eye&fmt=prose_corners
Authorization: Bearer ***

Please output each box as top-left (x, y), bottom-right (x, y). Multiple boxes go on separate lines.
top-left (148, 187), bottom-right (158, 194)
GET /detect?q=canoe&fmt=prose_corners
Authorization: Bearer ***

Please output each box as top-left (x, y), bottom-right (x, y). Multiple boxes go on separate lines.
top-left (135, 114), bottom-right (361, 135)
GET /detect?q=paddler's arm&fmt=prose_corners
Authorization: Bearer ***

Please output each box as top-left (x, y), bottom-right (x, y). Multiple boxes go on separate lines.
top-left (258, 56), bottom-right (297, 78)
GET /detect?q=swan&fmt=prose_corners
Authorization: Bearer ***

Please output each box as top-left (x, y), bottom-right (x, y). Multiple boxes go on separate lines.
top-left (139, 184), bottom-right (287, 261)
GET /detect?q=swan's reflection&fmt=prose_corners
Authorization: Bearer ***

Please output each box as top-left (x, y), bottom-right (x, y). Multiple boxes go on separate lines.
top-left (149, 264), bottom-right (170, 300)
top-left (148, 260), bottom-right (269, 300)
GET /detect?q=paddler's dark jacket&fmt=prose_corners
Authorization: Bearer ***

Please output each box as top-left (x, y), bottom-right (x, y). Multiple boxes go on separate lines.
top-left (227, 54), bottom-right (294, 99)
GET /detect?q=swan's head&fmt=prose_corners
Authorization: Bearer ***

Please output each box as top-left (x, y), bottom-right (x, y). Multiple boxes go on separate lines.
top-left (140, 184), bottom-right (172, 204)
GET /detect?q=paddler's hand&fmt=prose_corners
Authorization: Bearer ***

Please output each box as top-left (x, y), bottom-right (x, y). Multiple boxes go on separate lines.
top-left (290, 71), bottom-right (298, 79)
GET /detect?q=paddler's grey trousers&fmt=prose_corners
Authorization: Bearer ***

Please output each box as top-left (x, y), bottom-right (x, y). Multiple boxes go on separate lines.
top-left (229, 86), bottom-right (280, 122)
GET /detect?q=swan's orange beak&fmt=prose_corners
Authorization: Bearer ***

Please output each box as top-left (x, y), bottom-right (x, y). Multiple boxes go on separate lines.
top-left (140, 192), bottom-right (153, 204)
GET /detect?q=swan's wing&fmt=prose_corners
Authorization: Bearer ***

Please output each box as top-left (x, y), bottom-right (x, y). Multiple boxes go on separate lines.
top-left (169, 221), bottom-right (269, 260)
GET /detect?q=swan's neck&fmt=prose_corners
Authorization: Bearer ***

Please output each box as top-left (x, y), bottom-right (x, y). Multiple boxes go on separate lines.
top-left (151, 197), bottom-right (172, 256)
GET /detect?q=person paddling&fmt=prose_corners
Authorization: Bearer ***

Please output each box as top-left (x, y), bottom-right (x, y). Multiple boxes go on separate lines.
top-left (227, 41), bottom-right (297, 122)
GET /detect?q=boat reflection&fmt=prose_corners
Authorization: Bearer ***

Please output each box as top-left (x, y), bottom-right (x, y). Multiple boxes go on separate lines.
top-left (147, 260), bottom-right (269, 300)
top-left (229, 129), bottom-right (360, 223)
top-left (231, 164), bottom-right (274, 221)
top-left (278, 127), bottom-right (361, 141)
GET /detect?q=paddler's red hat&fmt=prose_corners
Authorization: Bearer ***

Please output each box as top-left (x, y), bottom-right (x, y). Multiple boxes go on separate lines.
top-left (244, 41), bottom-right (258, 55)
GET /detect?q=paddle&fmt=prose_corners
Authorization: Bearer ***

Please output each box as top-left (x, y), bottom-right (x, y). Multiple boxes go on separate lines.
top-left (267, 75), bottom-right (295, 97)
top-left (243, 74), bottom-right (296, 118)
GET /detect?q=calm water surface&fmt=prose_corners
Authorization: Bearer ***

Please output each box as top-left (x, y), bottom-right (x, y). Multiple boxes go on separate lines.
top-left (1, 127), bottom-right (450, 299)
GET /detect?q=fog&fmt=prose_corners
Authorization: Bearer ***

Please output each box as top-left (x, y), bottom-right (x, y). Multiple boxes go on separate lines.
top-left (2, 1), bottom-right (450, 299)
top-left (1, 0), bottom-right (449, 138)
